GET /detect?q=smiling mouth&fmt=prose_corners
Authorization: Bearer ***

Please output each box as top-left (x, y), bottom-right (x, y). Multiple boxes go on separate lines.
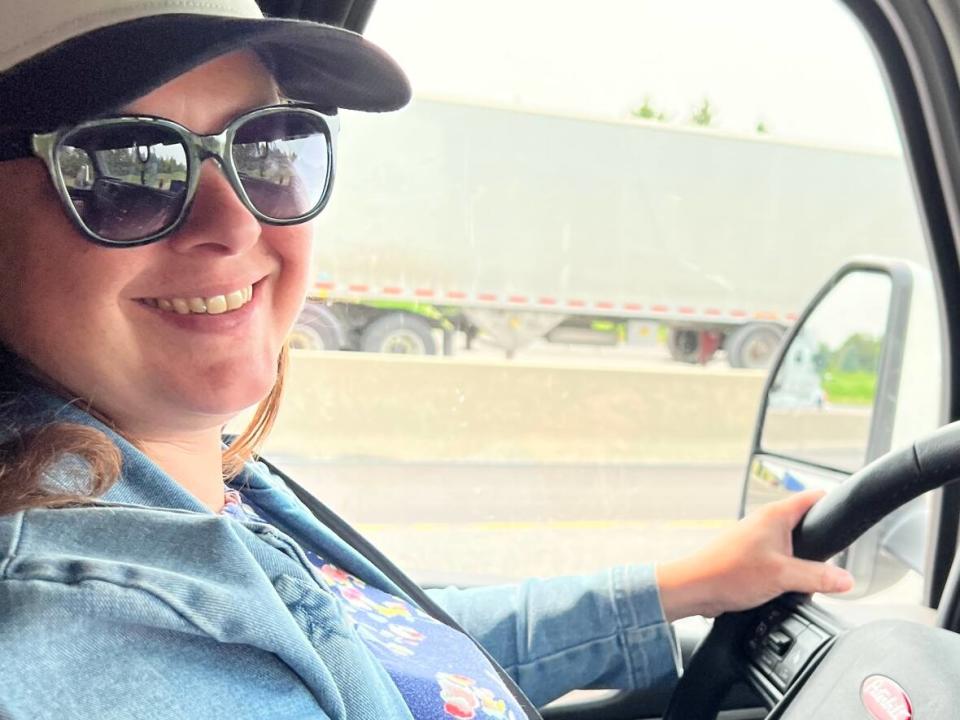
top-left (139, 284), bottom-right (254, 315)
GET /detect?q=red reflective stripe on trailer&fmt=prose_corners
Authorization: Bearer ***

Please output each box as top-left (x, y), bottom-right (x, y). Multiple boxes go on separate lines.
top-left (567, 299), bottom-right (586, 308)
top-left (316, 282), bottom-right (335, 290)
top-left (754, 311), bottom-right (779, 320)
top-left (651, 304), bottom-right (669, 313)
top-left (382, 287), bottom-right (403, 295)
top-left (624, 303), bottom-right (643, 311)
top-left (447, 290), bottom-right (468, 300)
top-left (705, 308), bottom-right (722, 316)
top-left (478, 293), bottom-right (498, 302)
top-left (538, 297), bottom-right (558, 305)
top-left (678, 306), bottom-right (695, 315)
top-left (786, 313), bottom-right (799, 322)
top-left (729, 309), bottom-right (748, 317)
top-left (596, 301), bottom-right (615, 310)
top-left (508, 295), bottom-right (529, 304)
top-left (414, 288), bottom-right (435, 298)
top-left (348, 284), bottom-right (369, 293)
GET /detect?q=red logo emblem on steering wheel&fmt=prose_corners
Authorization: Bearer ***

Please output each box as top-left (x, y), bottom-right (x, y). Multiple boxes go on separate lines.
top-left (861, 675), bottom-right (912, 720)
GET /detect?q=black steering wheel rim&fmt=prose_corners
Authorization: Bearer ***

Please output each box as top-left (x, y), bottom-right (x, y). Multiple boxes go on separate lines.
top-left (663, 420), bottom-right (960, 720)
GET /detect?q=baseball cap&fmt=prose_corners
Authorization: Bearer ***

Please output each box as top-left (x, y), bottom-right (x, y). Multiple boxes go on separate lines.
top-left (0, 0), bottom-right (412, 132)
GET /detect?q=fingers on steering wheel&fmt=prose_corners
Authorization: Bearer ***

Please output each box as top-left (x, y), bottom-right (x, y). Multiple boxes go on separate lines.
top-left (778, 489), bottom-right (828, 527)
top-left (779, 557), bottom-right (854, 595)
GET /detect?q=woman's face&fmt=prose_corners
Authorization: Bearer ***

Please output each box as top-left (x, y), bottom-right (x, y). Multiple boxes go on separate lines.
top-left (0, 51), bottom-right (313, 436)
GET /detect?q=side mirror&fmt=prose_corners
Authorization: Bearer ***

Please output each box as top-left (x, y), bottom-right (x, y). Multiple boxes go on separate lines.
top-left (740, 258), bottom-right (942, 598)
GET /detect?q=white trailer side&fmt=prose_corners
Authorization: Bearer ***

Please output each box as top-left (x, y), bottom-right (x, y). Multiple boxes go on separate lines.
top-left (294, 98), bottom-right (925, 366)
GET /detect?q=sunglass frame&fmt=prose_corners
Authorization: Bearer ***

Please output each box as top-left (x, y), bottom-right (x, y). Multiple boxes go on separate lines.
top-left (31, 102), bottom-right (339, 248)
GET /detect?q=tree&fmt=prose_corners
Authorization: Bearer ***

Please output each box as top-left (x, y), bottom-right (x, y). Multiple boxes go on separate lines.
top-left (630, 96), bottom-right (669, 122)
top-left (825, 333), bottom-right (883, 374)
top-left (756, 120), bottom-right (770, 135)
top-left (690, 98), bottom-right (714, 127)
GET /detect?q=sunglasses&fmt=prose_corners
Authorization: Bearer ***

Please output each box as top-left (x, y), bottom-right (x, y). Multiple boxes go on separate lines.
top-left (0, 103), bottom-right (338, 247)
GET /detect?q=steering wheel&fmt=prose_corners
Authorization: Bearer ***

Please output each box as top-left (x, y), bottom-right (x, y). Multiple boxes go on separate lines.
top-left (663, 420), bottom-right (960, 719)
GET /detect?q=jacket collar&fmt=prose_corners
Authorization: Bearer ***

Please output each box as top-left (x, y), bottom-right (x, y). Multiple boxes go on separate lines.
top-left (5, 380), bottom-right (412, 598)
top-left (6, 380), bottom-right (210, 513)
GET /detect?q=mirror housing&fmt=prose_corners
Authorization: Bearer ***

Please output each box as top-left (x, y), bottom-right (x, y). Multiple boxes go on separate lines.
top-left (741, 257), bottom-right (942, 598)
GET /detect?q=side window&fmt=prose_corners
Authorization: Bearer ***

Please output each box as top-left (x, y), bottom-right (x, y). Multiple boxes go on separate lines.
top-left (248, 0), bottom-right (942, 597)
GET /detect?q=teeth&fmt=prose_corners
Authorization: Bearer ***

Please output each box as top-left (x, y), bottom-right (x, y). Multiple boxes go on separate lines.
top-left (147, 284), bottom-right (254, 316)
top-left (225, 290), bottom-right (245, 311)
top-left (206, 296), bottom-right (227, 315)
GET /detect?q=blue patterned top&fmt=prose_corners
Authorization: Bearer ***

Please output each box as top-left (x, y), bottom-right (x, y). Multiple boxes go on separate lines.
top-left (221, 489), bottom-right (527, 720)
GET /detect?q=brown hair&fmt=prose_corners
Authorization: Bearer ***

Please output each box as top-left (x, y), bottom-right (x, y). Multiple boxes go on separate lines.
top-left (0, 344), bottom-right (288, 515)
top-left (223, 343), bottom-right (289, 478)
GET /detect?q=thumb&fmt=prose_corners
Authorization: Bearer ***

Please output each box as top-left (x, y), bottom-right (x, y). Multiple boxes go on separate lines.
top-left (779, 557), bottom-right (854, 595)
top-left (779, 489), bottom-right (828, 528)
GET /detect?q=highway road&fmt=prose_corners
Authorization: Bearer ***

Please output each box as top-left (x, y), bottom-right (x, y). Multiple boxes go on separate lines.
top-left (243, 349), bottom-right (873, 583)
top-left (268, 457), bottom-right (745, 583)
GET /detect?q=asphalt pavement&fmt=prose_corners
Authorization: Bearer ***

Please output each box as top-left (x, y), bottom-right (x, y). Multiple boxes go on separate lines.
top-left (268, 458), bottom-right (744, 582)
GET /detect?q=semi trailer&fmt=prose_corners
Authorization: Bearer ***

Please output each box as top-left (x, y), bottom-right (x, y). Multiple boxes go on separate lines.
top-left (292, 97), bottom-right (925, 368)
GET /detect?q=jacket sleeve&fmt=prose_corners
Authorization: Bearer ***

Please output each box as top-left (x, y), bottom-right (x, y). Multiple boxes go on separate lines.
top-left (0, 576), bottom-right (332, 720)
top-left (424, 563), bottom-right (681, 707)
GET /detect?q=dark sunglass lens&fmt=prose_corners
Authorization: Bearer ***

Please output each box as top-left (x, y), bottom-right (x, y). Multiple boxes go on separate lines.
top-left (232, 112), bottom-right (330, 220)
top-left (58, 124), bottom-right (188, 242)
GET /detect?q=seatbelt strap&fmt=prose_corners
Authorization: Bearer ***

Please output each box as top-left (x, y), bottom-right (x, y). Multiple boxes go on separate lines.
top-left (255, 454), bottom-right (544, 720)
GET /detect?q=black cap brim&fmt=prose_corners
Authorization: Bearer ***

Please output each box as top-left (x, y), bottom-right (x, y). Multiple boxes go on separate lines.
top-left (0, 14), bottom-right (412, 131)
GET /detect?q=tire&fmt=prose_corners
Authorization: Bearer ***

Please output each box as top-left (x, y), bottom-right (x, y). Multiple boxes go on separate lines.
top-left (667, 328), bottom-right (702, 364)
top-left (360, 313), bottom-right (437, 355)
top-left (289, 303), bottom-right (343, 351)
top-left (725, 323), bottom-right (784, 369)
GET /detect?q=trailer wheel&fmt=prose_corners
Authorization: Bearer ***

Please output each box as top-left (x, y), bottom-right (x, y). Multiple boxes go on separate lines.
top-left (361, 313), bottom-right (437, 355)
top-left (289, 303), bottom-right (343, 351)
top-left (725, 323), bottom-right (784, 369)
top-left (667, 328), bottom-right (702, 364)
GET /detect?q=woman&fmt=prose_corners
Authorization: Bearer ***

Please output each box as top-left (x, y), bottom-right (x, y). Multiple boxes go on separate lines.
top-left (0, 2), bottom-right (853, 718)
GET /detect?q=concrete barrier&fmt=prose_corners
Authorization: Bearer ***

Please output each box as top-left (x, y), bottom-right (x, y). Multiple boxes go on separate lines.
top-left (762, 407), bottom-right (872, 469)
top-left (240, 351), bottom-right (773, 464)
top-left (233, 352), bottom-right (877, 464)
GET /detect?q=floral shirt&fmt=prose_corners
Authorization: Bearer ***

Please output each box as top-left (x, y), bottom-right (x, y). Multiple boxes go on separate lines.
top-left (222, 490), bottom-right (526, 720)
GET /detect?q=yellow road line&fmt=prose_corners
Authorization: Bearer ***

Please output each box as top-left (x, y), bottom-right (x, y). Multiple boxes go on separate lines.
top-left (357, 518), bottom-right (735, 533)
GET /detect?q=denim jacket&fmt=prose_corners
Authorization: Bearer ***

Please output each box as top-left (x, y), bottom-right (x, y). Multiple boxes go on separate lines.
top-left (0, 387), bottom-right (679, 719)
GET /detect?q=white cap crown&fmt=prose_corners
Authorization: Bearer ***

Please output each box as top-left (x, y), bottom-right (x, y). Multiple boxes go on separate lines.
top-left (1, 0), bottom-right (263, 72)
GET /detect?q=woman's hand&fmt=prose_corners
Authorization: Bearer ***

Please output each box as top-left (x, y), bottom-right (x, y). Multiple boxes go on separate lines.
top-left (655, 490), bottom-right (854, 622)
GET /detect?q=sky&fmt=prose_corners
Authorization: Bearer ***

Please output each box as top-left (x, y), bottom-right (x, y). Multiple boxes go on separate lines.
top-left (365, 0), bottom-right (902, 154)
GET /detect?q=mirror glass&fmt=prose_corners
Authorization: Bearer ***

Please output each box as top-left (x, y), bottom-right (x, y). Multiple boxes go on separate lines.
top-left (759, 270), bottom-right (892, 472)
